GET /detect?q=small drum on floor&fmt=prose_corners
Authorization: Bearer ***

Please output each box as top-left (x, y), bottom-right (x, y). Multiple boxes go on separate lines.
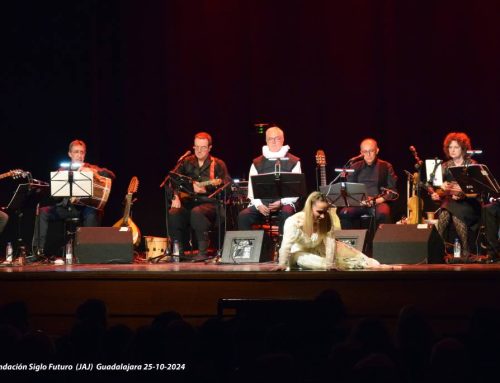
top-left (144, 236), bottom-right (168, 260)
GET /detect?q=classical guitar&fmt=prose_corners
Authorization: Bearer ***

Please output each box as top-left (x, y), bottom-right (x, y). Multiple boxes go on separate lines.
top-left (315, 150), bottom-right (327, 187)
top-left (113, 176), bottom-right (141, 247)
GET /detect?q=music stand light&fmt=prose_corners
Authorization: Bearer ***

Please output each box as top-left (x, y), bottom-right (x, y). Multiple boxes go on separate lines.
top-left (320, 182), bottom-right (367, 207)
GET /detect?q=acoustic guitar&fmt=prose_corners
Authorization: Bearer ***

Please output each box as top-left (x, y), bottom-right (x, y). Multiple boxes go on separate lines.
top-left (113, 176), bottom-right (141, 247)
top-left (315, 150), bottom-right (327, 187)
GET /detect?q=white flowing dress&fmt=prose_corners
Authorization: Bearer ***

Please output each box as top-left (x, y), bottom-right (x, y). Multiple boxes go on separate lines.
top-left (278, 211), bottom-right (380, 270)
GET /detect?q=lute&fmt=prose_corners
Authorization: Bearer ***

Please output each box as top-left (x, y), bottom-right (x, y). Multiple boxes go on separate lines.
top-left (113, 176), bottom-right (141, 247)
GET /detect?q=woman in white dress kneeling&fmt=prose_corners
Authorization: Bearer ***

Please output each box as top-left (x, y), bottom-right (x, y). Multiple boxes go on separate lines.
top-left (278, 191), bottom-right (380, 271)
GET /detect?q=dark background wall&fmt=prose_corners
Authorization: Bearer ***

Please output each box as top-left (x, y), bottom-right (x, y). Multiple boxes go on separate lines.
top-left (1, 0), bottom-right (499, 247)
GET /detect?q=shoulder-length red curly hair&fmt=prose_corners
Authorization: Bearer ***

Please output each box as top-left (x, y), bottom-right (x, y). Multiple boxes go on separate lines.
top-left (443, 132), bottom-right (472, 159)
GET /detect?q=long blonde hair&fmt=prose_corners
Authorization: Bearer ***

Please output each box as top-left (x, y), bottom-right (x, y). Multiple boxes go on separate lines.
top-left (302, 191), bottom-right (332, 239)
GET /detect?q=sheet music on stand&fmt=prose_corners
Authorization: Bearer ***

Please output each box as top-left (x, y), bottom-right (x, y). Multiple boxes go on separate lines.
top-left (50, 170), bottom-right (93, 198)
top-left (448, 164), bottom-right (500, 196)
top-left (320, 182), bottom-right (367, 207)
top-left (425, 159), bottom-right (444, 187)
top-left (250, 172), bottom-right (306, 200)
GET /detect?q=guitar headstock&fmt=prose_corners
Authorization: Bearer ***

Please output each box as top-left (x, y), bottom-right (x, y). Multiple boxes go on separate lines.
top-left (0, 169), bottom-right (29, 180)
top-left (127, 176), bottom-right (139, 194)
top-left (315, 150), bottom-right (326, 166)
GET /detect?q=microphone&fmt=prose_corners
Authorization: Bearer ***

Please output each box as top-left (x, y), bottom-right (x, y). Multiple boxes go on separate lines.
top-left (348, 154), bottom-right (364, 163)
top-left (466, 150), bottom-right (483, 155)
top-left (274, 158), bottom-right (281, 178)
top-left (177, 150), bottom-right (191, 163)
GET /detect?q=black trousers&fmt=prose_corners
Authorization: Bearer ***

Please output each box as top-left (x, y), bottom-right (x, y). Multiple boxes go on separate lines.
top-left (34, 204), bottom-right (102, 251)
top-left (0, 210), bottom-right (8, 234)
top-left (483, 202), bottom-right (500, 256)
top-left (338, 203), bottom-right (391, 229)
top-left (237, 204), bottom-right (295, 235)
top-left (168, 202), bottom-right (217, 254)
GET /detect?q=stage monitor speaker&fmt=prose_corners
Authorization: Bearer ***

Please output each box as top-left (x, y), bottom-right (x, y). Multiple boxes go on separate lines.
top-left (372, 224), bottom-right (444, 264)
top-left (334, 229), bottom-right (367, 252)
top-left (75, 227), bottom-right (133, 264)
top-left (220, 230), bottom-right (269, 264)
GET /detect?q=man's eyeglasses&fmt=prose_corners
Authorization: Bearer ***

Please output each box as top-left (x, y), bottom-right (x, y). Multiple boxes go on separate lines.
top-left (361, 149), bottom-right (376, 154)
top-left (194, 146), bottom-right (209, 151)
top-left (266, 136), bottom-right (283, 143)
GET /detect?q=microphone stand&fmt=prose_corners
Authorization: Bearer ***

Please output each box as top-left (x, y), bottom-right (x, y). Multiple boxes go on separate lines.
top-left (156, 156), bottom-right (187, 263)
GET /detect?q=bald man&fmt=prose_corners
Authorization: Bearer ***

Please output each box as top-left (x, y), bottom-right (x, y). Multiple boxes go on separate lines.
top-left (338, 138), bottom-right (398, 229)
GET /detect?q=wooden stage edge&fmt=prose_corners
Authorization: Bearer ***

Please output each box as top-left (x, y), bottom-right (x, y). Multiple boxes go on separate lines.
top-left (2, 260), bottom-right (500, 336)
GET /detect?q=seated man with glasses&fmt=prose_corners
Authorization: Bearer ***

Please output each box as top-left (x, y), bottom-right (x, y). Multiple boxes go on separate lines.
top-left (338, 137), bottom-right (398, 229)
top-left (238, 125), bottom-right (301, 234)
top-left (168, 132), bottom-right (231, 257)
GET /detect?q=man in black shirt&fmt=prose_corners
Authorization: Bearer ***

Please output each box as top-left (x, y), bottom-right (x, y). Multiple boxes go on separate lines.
top-left (339, 138), bottom-right (398, 229)
top-left (168, 132), bottom-right (231, 256)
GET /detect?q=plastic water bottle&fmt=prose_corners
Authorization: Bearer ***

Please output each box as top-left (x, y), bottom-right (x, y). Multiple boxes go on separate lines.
top-left (65, 241), bottom-right (73, 265)
top-left (172, 240), bottom-right (180, 263)
top-left (6, 242), bottom-right (13, 263)
top-left (453, 238), bottom-right (461, 258)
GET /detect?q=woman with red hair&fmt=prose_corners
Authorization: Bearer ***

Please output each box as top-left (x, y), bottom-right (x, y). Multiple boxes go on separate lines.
top-left (430, 132), bottom-right (481, 257)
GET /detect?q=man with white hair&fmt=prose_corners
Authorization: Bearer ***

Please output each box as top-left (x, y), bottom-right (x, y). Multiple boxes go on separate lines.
top-left (238, 126), bottom-right (302, 234)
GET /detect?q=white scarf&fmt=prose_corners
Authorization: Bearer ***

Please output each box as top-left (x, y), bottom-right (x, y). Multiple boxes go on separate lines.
top-left (262, 145), bottom-right (290, 159)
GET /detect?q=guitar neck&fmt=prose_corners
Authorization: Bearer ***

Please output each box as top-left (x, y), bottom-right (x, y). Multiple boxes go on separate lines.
top-left (0, 172), bottom-right (14, 180)
top-left (319, 165), bottom-right (327, 187)
top-left (197, 179), bottom-right (220, 187)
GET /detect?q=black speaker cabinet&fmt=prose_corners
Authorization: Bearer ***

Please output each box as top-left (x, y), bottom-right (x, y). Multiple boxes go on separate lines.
top-left (75, 227), bottom-right (133, 264)
top-left (221, 230), bottom-right (269, 263)
top-left (372, 224), bottom-right (444, 264)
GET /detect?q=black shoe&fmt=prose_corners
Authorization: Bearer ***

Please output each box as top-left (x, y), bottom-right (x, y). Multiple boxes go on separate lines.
top-left (26, 249), bottom-right (48, 263)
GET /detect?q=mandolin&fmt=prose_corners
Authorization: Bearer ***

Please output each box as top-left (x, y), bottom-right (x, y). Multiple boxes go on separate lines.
top-left (113, 176), bottom-right (141, 247)
top-left (178, 178), bottom-right (222, 202)
top-left (315, 150), bottom-right (327, 187)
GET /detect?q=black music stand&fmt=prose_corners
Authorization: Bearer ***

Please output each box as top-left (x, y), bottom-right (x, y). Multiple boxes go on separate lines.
top-left (251, 172), bottom-right (306, 262)
top-left (320, 182), bottom-right (367, 207)
top-left (449, 164), bottom-right (500, 196)
top-left (49, 170), bottom-right (93, 258)
top-left (7, 182), bottom-right (49, 259)
top-left (251, 172), bottom-right (306, 201)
